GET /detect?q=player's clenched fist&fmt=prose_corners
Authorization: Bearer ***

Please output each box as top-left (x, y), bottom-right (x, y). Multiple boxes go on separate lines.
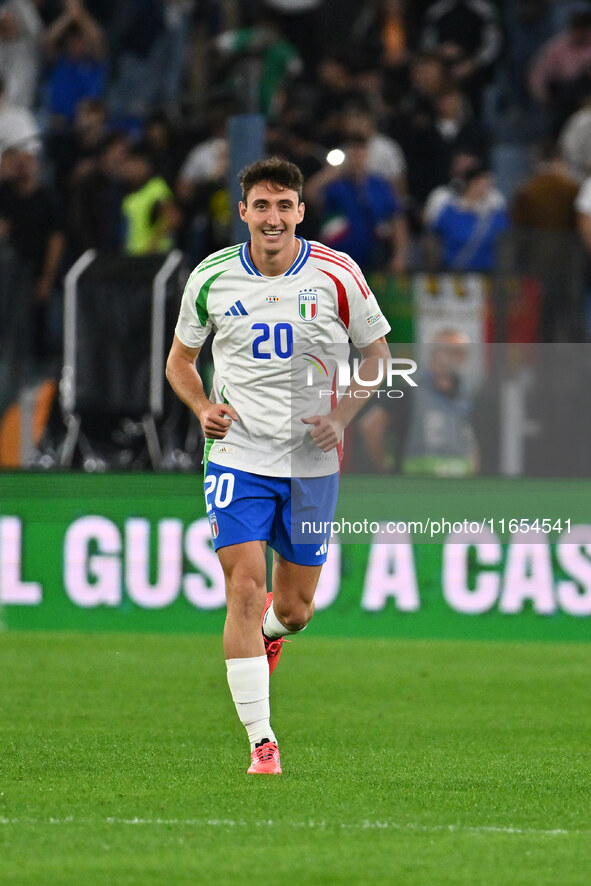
top-left (200, 402), bottom-right (239, 439)
top-left (302, 414), bottom-right (344, 452)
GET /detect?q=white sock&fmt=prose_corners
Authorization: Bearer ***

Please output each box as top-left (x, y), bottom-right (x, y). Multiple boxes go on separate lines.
top-left (226, 656), bottom-right (276, 749)
top-left (263, 601), bottom-right (307, 639)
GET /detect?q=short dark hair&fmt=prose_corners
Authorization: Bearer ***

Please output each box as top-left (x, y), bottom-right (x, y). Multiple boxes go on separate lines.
top-left (240, 156), bottom-right (304, 203)
top-left (461, 161), bottom-right (490, 184)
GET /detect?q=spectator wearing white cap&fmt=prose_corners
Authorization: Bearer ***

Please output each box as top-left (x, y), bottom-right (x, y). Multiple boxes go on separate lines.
top-left (0, 0), bottom-right (44, 108)
top-left (0, 73), bottom-right (40, 156)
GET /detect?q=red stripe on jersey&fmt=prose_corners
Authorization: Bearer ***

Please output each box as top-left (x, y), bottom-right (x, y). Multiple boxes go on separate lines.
top-left (310, 245), bottom-right (370, 298)
top-left (320, 268), bottom-right (349, 329)
top-left (310, 241), bottom-right (364, 277)
top-left (311, 248), bottom-right (370, 298)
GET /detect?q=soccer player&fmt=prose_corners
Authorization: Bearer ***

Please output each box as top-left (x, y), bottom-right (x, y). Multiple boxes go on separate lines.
top-left (166, 157), bottom-right (391, 774)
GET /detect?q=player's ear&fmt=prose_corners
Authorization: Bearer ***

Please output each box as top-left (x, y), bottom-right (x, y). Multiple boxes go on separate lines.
top-left (239, 200), bottom-right (247, 221)
top-left (297, 200), bottom-right (305, 223)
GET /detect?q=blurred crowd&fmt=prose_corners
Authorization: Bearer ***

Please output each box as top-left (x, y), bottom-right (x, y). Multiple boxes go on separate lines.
top-left (4, 0), bottom-right (591, 370)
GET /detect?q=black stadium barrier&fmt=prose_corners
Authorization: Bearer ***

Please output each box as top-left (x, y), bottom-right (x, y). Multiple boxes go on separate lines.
top-left (59, 250), bottom-right (193, 469)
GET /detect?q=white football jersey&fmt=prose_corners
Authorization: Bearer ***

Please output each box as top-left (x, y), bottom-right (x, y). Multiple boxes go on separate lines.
top-left (174, 237), bottom-right (391, 476)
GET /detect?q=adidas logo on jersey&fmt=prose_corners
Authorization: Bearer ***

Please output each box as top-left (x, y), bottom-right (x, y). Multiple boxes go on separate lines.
top-left (315, 541), bottom-right (328, 556)
top-left (224, 299), bottom-right (248, 316)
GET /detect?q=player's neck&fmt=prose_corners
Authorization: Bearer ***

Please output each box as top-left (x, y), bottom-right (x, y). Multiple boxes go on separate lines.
top-left (248, 237), bottom-right (300, 277)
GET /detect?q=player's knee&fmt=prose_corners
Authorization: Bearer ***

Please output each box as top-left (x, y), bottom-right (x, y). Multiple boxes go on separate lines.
top-left (283, 616), bottom-right (308, 633)
top-left (276, 601), bottom-right (314, 633)
top-left (226, 575), bottom-right (266, 621)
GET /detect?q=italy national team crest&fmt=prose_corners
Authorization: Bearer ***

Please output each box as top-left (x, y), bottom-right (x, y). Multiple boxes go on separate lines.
top-left (298, 289), bottom-right (318, 322)
top-left (209, 511), bottom-right (219, 540)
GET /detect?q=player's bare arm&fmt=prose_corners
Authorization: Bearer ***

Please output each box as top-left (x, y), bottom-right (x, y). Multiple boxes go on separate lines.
top-left (302, 336), bottom-right (390, 452)
top-left (165, 334), bottom-right (238, 438)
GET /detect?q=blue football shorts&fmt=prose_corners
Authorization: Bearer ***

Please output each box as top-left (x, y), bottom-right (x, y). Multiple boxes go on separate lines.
top-left (204, 462), bottom-right (339, 566)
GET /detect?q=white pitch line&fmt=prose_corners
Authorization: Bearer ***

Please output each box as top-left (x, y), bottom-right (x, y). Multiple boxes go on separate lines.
top-left (0, 817), bottom-right (585, 837)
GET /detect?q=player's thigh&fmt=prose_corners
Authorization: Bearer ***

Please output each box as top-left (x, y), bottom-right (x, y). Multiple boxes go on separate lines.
top-left (204, 463), bottom-right (276, 551)
top-left (270, 472), bottom-right (339, 567)
top-left (271, 552), bottom-right (323, 610)
top-left (217, 539), bottom-right (268, 607)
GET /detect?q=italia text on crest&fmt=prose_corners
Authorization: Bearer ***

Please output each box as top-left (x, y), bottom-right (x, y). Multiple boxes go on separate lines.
top-left (298, 288), bottom-right (318, 321)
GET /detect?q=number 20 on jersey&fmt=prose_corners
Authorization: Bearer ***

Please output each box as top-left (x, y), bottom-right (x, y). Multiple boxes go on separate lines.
top-left (251, 322), bottom-right (293, 359)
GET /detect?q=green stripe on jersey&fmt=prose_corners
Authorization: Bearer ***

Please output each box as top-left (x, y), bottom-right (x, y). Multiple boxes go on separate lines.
top-left (197, 245), bottom-right (241, 273)
top-left (195, 270), bottom-right (227, 326)
top-left (185, 245), bottom-right (241, 292)
top-left (203, 437), bottom-right (214, 474)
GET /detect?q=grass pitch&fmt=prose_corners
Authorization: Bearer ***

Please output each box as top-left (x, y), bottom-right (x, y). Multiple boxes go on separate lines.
top-left (0, 632), bottom-right (589, 886)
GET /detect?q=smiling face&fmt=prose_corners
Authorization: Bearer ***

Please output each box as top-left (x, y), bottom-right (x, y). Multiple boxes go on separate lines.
top-left (239, 181), bottom-right (305, 272)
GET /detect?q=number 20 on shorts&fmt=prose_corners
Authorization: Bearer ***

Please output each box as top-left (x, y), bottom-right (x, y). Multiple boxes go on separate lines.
top-left (204, 472), bottom-right (235, 512)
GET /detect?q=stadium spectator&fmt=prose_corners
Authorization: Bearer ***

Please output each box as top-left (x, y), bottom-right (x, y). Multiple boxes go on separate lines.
top-left (139, 110), bottom-right (186, 188)
top-left (43, 0), bottom-right (107, 127)
top-left (395, 49), bottom-right (449, 118)
top-left (176, 148), bottom-right (230, 263)
top-left (418, 0), bottom-right (502, 116)
top-left (423, 160), bottom-right (510, 273)
top-left (341, 104), bottom-right (407, 198)
top-left (46, 96), bottom-right (108, 194)
top-left (175, 117), bottom-right (230, 262)
top-left (107, 0), bottom-right (194, 122)
top-left (529, 8), bottom-right (591, 133)
top-left (351, 0), bottom-right (444, 115)
top-left (559, 94), bottom-right (591, 181)
top-left (260, 0), bottom-right (325, 72)
top-left (431, 86), bottom-right (489, 174)
top-left (349, 0), bottom-right (411, 72)
top-left (311, 55), bottom-right (365, 145)
top-left (0, 146), bottom-right (66, 360)
top-left (214, 10), bottom-right (303, 117)
top-left (0, 72), bottom-right (41, 155)
top-left (66, 131), bottom-right (129, 256)
top-left (393, 84), bottom-right (488, 228)
top-left (266, 118), bottom-right (325, 183)
top-left (305, 133), bottom-right (409, 274)
top-left (0, 138), bottom-right (19, 184)
top-left (120, 145), bottom-right (181, 256)
top-left (176, 110), bottom-right (229, 205)
top-left (513, 140), bottom-right (579, 229)
top-left (0, 0), bottom-right (44, 108)
top-left (500, 0), bottom-right (557, 115)
top-left (359, 328), bottom-right (478, 476)
top-left (105, 0), bottom-right (163, 120)
top-left (573, 169), bottom-right (591, 337)
top-left (512, 140), bottom-right (581, 341)
top-left (388, 52), bottom-right (451, 216)
top-left (352, 64), bottom-right (393, 122)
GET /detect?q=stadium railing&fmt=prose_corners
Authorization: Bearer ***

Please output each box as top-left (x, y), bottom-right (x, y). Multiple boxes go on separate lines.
top-left (59, 249), bottom-right (185, 469)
